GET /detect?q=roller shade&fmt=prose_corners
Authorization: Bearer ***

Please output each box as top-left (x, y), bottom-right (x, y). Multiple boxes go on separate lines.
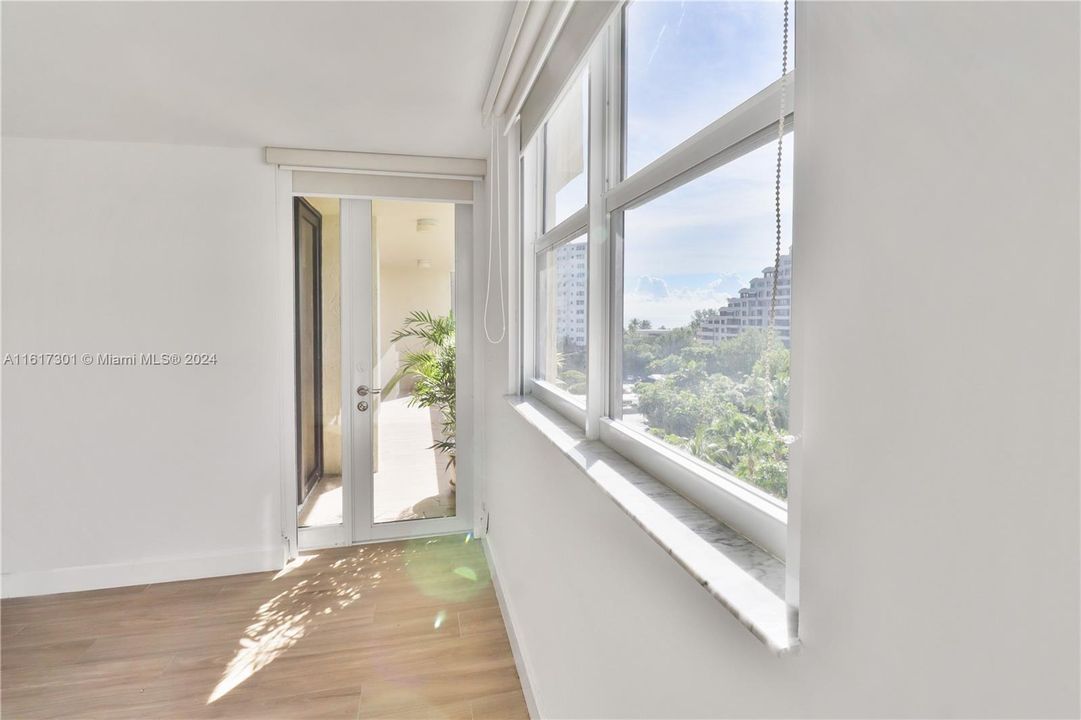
top-left (519, 0), bottom-right (620, 145)
top-left (291, 171), bottom-right (475, 204)
top-left (266, 147), bottom-right (485, 179)
top-left (545, 71), bottom-right (586, 197)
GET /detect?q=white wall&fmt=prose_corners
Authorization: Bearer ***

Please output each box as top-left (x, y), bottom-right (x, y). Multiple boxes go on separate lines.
top-left (480, 2), bottom-right (1080, 717)
top-left (377, 266), bottom-right (454, 398)
top-left (1, 138), bottom-right (282, 596)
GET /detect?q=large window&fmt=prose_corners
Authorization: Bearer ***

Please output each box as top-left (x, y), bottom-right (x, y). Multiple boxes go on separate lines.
top-left (624, 1), bottom-right (790, 174)
top-left (521, 1), bottom-right (793, 548)
top-left (527, 64), bottom-right (592, 413)
top-left (619, 140), bottom-right (793, 499)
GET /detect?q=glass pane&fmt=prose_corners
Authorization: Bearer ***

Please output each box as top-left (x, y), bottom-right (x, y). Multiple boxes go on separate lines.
top-left (619, 137), bottom-right (793, 500)
top-left (544, 70), bottom-right (588, 230)
top-left (536, 234), bottom-right (588, 401)
top-left (372, 200), bottom-right (457, 523)
top-left (625, 1), bottom-right (787, 176)
top-left (298, 196), bottom-right (343, 529)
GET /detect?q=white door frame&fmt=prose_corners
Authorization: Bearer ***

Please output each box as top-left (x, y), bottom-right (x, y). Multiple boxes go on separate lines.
top-left (275, 167), bottom-right (479, 557)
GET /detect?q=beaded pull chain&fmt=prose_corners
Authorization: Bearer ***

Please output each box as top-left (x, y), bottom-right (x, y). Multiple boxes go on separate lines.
top-left (765, 0), bottom-right (790, 438)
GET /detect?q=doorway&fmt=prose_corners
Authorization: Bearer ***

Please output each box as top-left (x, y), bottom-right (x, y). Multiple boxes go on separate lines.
top-left (295, 197), bottom-right (344, 530)
top-left (294, 198), bottom-right (324, 511)
top-left (293, 194), bottom-right (469, 550)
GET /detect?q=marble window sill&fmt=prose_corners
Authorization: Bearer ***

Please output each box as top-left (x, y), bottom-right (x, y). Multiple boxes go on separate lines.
top-left (507, 395), bottom-right (800, 654)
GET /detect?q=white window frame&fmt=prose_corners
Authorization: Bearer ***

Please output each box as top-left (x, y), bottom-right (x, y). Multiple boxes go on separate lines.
top-left (523, 66), bottom-right (591, 428)
top-left (519, 6), bottom-right (796, 560)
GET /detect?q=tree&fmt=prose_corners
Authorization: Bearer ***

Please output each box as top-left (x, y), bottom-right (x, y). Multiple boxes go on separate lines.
top-left (691, 308), bottom-right (719, 330)
top-left (560, 369), bottom-right (587, 396)
top-left (622, 324), bottom-right (698, 380)
top-left (383, 311), bottom-right (457, 468)
top-left (629, 327), bottom-right (791, 498)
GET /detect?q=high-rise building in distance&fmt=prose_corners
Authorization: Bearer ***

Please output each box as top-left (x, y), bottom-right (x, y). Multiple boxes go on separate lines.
top-left (555, 240), bottom-right (588, 348)
top-left (696, 254), bottom-right (791, 346)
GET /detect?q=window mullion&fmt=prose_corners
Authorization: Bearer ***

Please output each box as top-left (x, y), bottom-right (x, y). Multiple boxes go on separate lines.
top-left (520, 138), bottom-right (538, 388)
top-left (584, 33), bottom-right (608, 440)
top-left (605, 14), bottom-right (625, 422)
top-left (606, 74), bottom-right (795, 215)
top-left (535, 206), bottom-right (588, 253)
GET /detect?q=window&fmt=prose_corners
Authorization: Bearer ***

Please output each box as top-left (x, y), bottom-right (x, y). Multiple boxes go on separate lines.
top-left (520, 1), bottom-right (793, 551)
top-left (544, 70), bottom-right (589, 230)
top-left (624, 1), bottom-right (790, 175)
top-left (526, 64), bottom-right (592, 416)
top-left (535, 233), bottom-right (589, 402)
top-left (618, 139), bottom-right (793, 499)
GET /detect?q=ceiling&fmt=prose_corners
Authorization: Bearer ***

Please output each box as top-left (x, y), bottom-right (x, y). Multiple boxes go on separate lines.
top-left (373, 200), bottom-right (454, 272)
top-left (1, 1), bottom-right (513, 158)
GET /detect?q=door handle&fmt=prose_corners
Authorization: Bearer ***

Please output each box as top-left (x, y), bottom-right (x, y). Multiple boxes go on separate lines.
top-left (356, 385), bottom-right (382, 397)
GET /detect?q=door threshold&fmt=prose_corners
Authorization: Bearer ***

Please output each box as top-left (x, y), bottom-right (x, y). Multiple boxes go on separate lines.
top-left (298, 522), bottom-right (475, 552)
top-left (298, 523), bottom-right (347, 551)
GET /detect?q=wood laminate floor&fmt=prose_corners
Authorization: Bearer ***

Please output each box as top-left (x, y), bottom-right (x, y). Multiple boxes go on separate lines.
top-left (1, 535), bottom-right (528, 719)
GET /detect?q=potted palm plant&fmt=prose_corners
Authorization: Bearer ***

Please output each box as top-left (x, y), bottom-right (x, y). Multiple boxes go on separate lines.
top-left (382, 311), bottom-right (456, 484)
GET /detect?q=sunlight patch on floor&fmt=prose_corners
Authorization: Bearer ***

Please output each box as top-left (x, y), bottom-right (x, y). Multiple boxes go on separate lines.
top-left (208, 550), bottom-right (381, 704)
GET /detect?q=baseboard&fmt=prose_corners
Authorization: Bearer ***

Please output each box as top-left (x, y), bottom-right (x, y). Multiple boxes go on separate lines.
top-left (482, 537), bottom-right (542, 720)
top-left (0, 546), bottom-right (283, 599)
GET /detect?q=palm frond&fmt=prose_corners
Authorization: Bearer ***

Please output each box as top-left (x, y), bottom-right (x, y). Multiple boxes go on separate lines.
top-left (386, 310), bottom-right (457, 462)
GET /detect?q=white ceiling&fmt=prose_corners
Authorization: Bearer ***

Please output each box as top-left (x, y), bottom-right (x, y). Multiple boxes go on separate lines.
top-left (300, 196), bottom-right (454, 271)
top-left (1, 1), bottom-right (513, 158)
top-left (374, 199), bottom-right (454, 272)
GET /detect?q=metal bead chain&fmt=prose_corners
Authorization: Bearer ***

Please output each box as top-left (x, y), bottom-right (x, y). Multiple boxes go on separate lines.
top-left (765, 0), bottom-right (789, 437)
top-left (769, 0), bottom-right (789, 331)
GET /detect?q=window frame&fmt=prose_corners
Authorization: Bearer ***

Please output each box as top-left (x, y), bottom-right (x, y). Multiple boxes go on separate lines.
top-left (542, 70), bottom-right (590, 233)
top-left (519, 5), bottom-right (796, 560)
top-left (524, 92), bottom-right (590, 427)
top-left (534, 227), bottom-right (589, 419)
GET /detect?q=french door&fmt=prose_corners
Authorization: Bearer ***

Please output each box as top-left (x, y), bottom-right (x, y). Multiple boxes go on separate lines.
top-left (296, 197), bottom-right (471, 551)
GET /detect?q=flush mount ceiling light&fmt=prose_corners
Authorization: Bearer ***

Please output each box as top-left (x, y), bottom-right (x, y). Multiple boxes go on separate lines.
top-left (416, 218), bottom-right (437, 233)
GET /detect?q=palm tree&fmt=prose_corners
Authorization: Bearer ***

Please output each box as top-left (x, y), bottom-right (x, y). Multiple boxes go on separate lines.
top-left (383, 311), bottom-right (456, 469)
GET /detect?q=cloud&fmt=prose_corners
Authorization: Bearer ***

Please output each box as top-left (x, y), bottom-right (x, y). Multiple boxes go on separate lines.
top-left (625, 275), bottom-right (741, 329)
top-left (634, 275), bottom-right (669, 299)
top-left (621, 139), bottom-right (794, 281)
top-left (707, 273), bottom-right (744, 296)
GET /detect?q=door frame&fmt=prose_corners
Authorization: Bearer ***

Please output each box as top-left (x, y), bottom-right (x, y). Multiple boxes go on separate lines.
top-left (274, 164), bottom-right (481, 558)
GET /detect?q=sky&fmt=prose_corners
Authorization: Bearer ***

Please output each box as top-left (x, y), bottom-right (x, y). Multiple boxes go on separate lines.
top-left (624, 0), bottom-right (793, 329)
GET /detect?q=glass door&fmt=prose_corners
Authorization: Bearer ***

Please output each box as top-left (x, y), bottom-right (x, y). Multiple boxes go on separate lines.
top-left (346, 198), bottom-right (470, 543)
top-left (295, 196), bottom-right (345, 550)
top-left (295, 195), bottom-right (472, 549)
top-left (369, 201), bottom-right (457, 525)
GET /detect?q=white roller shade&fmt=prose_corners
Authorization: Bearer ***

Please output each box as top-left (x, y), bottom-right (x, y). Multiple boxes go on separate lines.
top-left (519, 0), bottom-right (620, 145)
top-left (291, 172), bottom-right (475, 204)
top-left (545, 71), bottom-right (586, 196)
top-left (266, 147), bottom-right (484, 180)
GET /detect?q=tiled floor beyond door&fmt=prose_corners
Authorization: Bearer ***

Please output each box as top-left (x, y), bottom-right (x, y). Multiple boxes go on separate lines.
top-left (373, 396), bottom-right (455, 523)
top-left (1, 535), bottom-right (527, 719)
top-left (298, 395), bottom-right (456, 529)
top-left (298, 473), bottom-right (343, 528)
